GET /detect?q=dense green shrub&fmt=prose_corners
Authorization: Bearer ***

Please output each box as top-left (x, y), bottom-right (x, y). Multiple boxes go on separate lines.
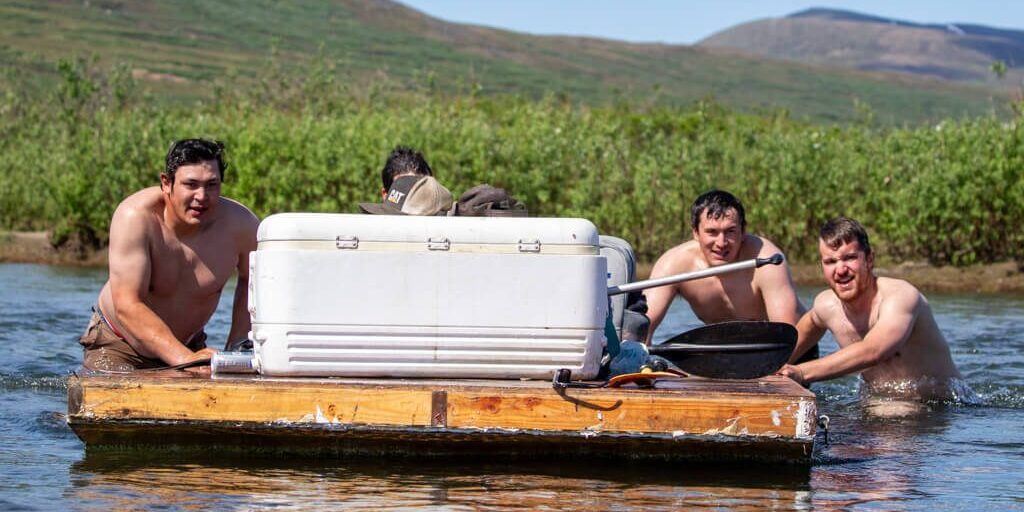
top-left (1, 59), bottom-right (1022, 266)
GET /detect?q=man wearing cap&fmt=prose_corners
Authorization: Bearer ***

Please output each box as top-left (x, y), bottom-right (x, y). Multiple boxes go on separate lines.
top-left (361, 146), bottom-right (453, 216)
top-left (360, 174), bottom-right (454, 216)
top-left (378, 146), bottom-right (433, 199)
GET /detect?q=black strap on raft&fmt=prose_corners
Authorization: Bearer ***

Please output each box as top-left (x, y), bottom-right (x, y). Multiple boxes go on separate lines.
top-left (552, 368), bottom-right (607, 389)
top-left (551, 369), bottom-right (622, 411)
top-left (139, 357), bottom-right (213, 372)
top-left (88, 357), bottom-right (213, 375)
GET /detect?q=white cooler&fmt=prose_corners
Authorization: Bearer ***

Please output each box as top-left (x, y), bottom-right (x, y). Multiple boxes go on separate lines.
top-left (249, 213), bottom-right (608, 379)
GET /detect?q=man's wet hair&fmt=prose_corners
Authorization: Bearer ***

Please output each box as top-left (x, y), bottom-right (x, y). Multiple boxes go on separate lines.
top-left (164, 139), bottom-right (227, 185)
top-left (820, 216), bottom-right (872, 256)
top-left (691, 190), bottom-right (746, 231)
top-left (381, 146), bottom-right (432, 190)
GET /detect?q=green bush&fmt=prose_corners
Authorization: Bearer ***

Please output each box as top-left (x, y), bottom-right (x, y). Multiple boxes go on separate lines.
top-left (1, 58), bottom-right (1022, 266)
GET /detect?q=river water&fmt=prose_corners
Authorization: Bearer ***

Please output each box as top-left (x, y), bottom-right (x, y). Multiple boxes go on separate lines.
top-left (0, 263), bottom-right (1021, 510)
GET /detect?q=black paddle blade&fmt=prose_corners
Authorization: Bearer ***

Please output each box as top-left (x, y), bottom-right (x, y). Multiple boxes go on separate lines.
top-left (649, 321), bottom-right (797, 379)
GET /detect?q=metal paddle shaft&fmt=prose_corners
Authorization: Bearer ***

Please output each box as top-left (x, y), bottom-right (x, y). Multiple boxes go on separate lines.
top-left (607, 253), bottom-right (784, 296)
top-left (650, 342), bottom-right (792, 353)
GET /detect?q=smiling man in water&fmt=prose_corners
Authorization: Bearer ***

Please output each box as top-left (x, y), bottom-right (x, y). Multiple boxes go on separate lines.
top-left (644, 190), bottom-right (805, 343)
top-left (79, 139), bottom-right (259, 371)
top-left (778, 217), bottom-right (966, 401)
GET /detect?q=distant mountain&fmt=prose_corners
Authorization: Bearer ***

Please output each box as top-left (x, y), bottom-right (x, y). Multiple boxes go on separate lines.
top-left (0, 1), bottom-right (1009, 124)
top-left (698, 8), bottom-right (1024, 85)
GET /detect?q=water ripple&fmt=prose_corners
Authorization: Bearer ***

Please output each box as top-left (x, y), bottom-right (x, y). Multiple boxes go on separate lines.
top-left (1, 266), bottom-right (1023, 509)
top-left (972, 385), bottom-right (1024, 409)
top-left (33, 411), bottom-right (72, 435)
top-left (0, 373), bottom-right (69, 392)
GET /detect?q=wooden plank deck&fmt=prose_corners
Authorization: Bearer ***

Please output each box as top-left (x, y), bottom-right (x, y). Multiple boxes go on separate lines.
top-left (67, 372), bottom-right (817, 463)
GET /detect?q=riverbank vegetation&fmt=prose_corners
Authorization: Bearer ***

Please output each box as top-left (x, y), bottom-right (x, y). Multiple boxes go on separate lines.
top-left (2, 57), bottom-right (1022, 266)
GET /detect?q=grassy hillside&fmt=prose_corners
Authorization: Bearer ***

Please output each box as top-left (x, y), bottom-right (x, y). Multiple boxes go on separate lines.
top-left (699, 8), bottom-right (1024, 87)
top-left (0, 0), bottom-right (1011, 124)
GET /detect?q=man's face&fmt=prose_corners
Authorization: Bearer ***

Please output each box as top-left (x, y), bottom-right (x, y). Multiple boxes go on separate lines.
top-left (161, 160), bottom-right (221, 227)
top-left (693, 208), bottom-right (744, 266)
top-left (819, 238), bottom-right (874, 302)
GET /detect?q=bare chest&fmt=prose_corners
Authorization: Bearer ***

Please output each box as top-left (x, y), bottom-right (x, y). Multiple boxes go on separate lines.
top-left (148, 231), bottom-right (238, 299)
top-left (826, 307), bottom-right (877, 345)
top-left (677, 271), bottom-right (764, 322)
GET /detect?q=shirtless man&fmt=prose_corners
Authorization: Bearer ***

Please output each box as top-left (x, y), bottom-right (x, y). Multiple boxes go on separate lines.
top-left (79, 139), bottom-right (259, 371)
top-left (777, 217), bottom-right (963, 401)
top-left (644, 190), bottom-right (804, 343)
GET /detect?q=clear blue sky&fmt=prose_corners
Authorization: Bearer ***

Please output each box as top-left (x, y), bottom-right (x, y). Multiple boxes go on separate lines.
top-left (397, 1), bottom-right (1024, 44)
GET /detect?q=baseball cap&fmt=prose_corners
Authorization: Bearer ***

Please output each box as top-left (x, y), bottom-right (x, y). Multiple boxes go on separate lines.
top-left (359, 175), bottom-right (454, 216)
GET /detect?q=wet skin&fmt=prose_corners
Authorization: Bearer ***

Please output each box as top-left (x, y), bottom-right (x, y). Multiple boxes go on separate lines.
top-left (780, 239), bottom-right (962, 400)
top-left (96, 161), bottom-right (258, 366)
top-left (645, 209), bottom-right (804, 342)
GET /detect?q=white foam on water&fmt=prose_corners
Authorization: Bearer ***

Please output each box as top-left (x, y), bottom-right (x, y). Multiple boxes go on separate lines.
top-left (859, 376), bottom-right (983, 406)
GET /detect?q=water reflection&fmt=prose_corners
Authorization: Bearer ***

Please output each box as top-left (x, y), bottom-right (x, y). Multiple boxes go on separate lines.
top-left (810, 400), bottom-right (955, 509)
top-left (3, 265), bottom-right (1024, 509)
top-left (69, 452), bottom-right (814, 511)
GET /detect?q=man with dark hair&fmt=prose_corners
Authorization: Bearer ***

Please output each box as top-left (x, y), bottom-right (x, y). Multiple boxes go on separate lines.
top-left (778, 217), bottom-right (964, 401)
top-left (79, 138), bottom-right (259, 371)
top-left (644, 190), bottom-right (804, 342)
top-left (361, 145), bottom-right (455, 216)
top-left (360, 174), bottom-right (454, 216)
top-left (380, 145), bottom-right (433, 197)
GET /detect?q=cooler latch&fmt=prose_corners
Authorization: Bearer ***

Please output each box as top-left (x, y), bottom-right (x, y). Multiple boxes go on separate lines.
top-left (427, 237), bottom-right (451, 251)
top-left (518, 239), bottom-right (541, 253)
top-left (335, 235), bottom-right (359, 249)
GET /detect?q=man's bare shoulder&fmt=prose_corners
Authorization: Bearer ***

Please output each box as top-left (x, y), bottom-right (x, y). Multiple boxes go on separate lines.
top-left (214, 197), bottom-right (259, 251)
top-left (876, 276), bottom-right (920, 293)
top-left (217, 197), bottom-right (259, 227)
top-left (811, 289), bottom-right (841, 317)
top-left (651, 240), bottom-right (702, 276)
top-left (118, 186), bottom-right (163, 209)
top-left (744, 234), bottom-right (786, 258)
top-left (876, 277), bottom-right (924, 306)
top-left (757, 235), bottom-right (783, 254)
top-left (112, 187), bottom-right (163, 225)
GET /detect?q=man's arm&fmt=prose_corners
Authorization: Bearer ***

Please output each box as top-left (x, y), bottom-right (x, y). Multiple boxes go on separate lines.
top-left (780, 292), bottom-right (918, 385)
top-left (226, 272), bottom-right (251, 347)
top-left (107, 206), bottom-right (209, 365)
top-left (788, 306), bottom-right (826, 364)
top-left (643, 249), bottom-right (684, 344)
top-left (225, 213), bottom-right (258, 347)
top-left (755, 243), bottom-right (804, 325)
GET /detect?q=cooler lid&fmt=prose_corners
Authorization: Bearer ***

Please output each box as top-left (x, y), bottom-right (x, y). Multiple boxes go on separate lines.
top-left (258, 213), bottom-right (599, 247)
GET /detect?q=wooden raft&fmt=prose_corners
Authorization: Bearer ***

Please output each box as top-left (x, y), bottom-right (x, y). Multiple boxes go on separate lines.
top-left (66, 372), bottom-right (817, 463)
